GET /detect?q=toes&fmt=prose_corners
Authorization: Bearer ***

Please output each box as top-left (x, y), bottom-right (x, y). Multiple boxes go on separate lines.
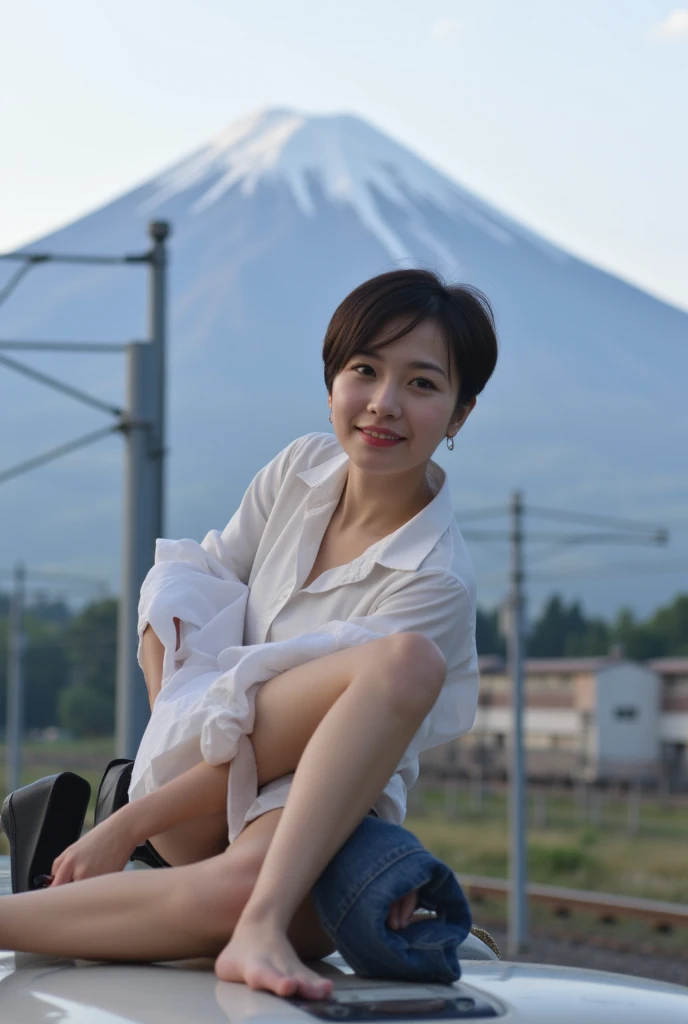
top-left (277, 976), bottom-right (299, 999)
top-left (214, 932), bottom-right (330, 1002)
top-left (245, 964), bottom-right (298, 998)
top-left (296, 972), bottom-right (333, 1000)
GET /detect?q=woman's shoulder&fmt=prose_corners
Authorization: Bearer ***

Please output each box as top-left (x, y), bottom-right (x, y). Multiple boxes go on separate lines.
top-left (281, 431), bottom-right (343, 474)
top-left (415, 522), bottom-right (477, 609)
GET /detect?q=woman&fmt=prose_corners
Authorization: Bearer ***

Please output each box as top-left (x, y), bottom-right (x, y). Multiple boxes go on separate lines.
top-left (0, 269), bottom-right (497, 1000)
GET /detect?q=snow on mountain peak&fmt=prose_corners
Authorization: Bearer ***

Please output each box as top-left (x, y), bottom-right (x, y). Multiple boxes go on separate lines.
top-left (144, 108), bottom-right (565, 266)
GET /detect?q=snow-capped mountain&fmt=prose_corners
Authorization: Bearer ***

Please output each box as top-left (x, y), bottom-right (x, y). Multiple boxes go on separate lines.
top-left (0, 108), bottom-right (685, 615)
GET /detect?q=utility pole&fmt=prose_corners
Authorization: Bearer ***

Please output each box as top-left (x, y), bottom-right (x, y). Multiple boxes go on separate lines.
top-left (6, 562), bottom-right (26, 794)
top-left (460, 497), bottom-right (668, 957)
top-left (116, 341), bottom-right (159, 759)
top-left (0, 222), bottom-right (171, 763)
top-left (507, 492), bottom-right (528, 955)
top-left (116, 222), bottom-right (169, 758)
top-left (148, 220), bottom-right (169, 541)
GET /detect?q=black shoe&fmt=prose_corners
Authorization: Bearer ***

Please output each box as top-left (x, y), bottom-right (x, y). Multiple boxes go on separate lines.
top-left (94, 758), bottom-right (135, 827)
top-left (94, 758), bottom-right (170, 870)
top-left (0, 773), bottom-right (91, 893)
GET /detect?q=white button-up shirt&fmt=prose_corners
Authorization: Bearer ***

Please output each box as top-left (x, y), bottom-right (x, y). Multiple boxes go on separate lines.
top-left (133, 431), bottom-right (479, 841)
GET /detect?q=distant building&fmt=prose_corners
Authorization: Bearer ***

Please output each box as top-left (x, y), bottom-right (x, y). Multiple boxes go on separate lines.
top-left (650, 657), bottom-right (688, 790)
top-left (421, 654), bottom-right (688, 789)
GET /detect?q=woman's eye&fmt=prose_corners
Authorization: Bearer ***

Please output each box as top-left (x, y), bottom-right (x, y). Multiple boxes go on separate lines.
top-left (351, 365), bottom-right (436, 390)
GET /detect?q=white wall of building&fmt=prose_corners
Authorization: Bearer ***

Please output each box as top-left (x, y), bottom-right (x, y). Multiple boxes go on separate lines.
top-left (595, 663), bottom-right (659, 764)
top-left (660, 713), bottom-right (688, 743)
top-left (473, 707), bottom-right (579, 737)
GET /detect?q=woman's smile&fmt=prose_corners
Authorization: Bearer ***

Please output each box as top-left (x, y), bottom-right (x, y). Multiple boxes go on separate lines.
top-left (357, 427), bottom-right (406, 447)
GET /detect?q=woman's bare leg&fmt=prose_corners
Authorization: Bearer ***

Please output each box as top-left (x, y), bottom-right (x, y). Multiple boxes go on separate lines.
top-left (108, 633), bottom-right (389, 867)
top-left (216, 631), bottom-right (447, 998)
top-left (0, 810), bottom-right (331, 963)
top-left (131, 623), bottom-right (359, 865)
top-left (2, 636), bottom-right (428, 966)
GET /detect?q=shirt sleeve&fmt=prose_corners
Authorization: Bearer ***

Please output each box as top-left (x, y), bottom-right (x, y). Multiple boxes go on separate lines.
top-left (137, 435), bottom-right (305, 680)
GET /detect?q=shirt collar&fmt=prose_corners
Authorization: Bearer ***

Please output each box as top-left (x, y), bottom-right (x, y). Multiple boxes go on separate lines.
top-left (297, 449), bottom-right (453, 573)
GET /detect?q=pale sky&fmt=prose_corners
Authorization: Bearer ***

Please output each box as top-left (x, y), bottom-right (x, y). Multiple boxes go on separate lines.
top-left (1, 0), bottom-right (687, 312)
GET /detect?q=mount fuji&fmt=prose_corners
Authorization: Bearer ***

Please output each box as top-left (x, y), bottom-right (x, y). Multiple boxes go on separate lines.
top-left (1, 108), bottom-right (685, 615)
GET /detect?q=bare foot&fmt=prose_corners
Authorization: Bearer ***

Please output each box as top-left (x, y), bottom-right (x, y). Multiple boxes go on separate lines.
top-left (215, 919), bottom-right (333, 1000)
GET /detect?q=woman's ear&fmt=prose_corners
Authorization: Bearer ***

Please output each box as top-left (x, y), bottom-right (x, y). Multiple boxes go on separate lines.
top-left (453, 397), bottom-right (477, 433)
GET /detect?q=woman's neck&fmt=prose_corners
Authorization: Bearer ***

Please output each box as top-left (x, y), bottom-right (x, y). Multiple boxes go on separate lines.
top-left (333, 462), bottom-right (436, 536)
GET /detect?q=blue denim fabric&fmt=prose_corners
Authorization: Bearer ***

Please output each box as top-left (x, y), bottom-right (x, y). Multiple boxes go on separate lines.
top-left (312, 816), bottom-right (471, 984)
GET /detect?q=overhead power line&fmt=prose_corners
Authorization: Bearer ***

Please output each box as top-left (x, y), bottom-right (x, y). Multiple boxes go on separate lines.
top-left (0, 425), bottom-right (121, 486)
top-left (455, 505), bottom-right (511, 522)
top-left (0, 340), bottom-right (127, 353)
top-left (528, 561), bottom-right (688, 582)
top-left (464, 530), bottom-right (667, 545)
top-left (525, 503), bottom-right (669, 534)
top-left (0, 351), bottom-right (123, 417)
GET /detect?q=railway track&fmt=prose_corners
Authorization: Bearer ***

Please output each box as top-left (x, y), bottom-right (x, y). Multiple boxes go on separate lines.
top-left (461, 873), bottom-right (688, 933)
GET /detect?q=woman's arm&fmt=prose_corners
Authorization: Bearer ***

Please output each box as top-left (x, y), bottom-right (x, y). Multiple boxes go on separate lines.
top-left (140, 624), bottom-right (165, 710)
top-left (50, 757), bottom-right (231, 884)
top-left (140, 620), bottom-right (180, 709)
top-left (135, 437), bottom-right (305, 695)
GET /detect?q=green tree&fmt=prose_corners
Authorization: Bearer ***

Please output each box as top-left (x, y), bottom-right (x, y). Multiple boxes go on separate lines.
top-left (645, 594), bottom-right (688, 656)
top-left (58, 683), bottom-right (114, 737)
top-left (63, 599), bottom-right (118, 698)
top-left (0, 616), bottom-right (70, 729)
top-left (529, 595), bottom-right (575, 656)
top-left (565, 615), bottom-right (610, 656)
top-left (528, 594), bottom-right (611, 658)
top-left (27, 592), bottom-right (72, 627)
top-left (61, 598), bottom-right (118, 735)
top-left (24, 620), bottom-right (70, 728)
top-left (476, 606), bottom-right (505, 656)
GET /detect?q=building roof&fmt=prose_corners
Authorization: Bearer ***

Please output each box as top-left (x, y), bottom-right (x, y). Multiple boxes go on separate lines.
top-left (526, 658), bottom-right (610, 674)
top-left (478, 655), bottom-right (614, 675)
top-left (648, 657), bottom-right (688, 675)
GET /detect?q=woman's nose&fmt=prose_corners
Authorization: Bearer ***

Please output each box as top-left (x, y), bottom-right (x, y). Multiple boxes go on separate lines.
top-left (368, 386), bottom-right (402, 416)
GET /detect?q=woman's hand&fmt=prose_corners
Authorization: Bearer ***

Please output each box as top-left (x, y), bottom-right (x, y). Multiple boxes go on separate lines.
top-left (50, 814), bottom-right (137, 886)
top-left (387, 888), bottom-right (419, 930)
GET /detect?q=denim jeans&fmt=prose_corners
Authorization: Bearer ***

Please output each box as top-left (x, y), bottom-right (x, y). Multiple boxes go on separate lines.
top-left (312, 816), bottom-right (472, 984)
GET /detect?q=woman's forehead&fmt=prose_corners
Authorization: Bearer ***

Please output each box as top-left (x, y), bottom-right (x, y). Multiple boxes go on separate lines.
top-left (370, 316), bottom-right (445, 349)
top-left (361, 318), bottom-right (454, 377)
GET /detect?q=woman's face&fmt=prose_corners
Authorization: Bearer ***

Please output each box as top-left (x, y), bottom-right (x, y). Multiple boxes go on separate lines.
top-left (329, 317), bottom-right (474, 472)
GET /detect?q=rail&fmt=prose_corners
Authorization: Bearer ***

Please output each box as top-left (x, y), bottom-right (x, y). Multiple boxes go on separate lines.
top-left (461, 874), bottom-right (688, 932)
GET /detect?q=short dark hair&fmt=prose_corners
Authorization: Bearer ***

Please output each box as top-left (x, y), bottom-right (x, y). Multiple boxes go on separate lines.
top-left (322, 269), bottom-right (498, 416)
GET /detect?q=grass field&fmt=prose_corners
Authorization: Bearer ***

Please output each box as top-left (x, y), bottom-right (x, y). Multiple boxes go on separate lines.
top-left (406, 781), bottom-right (688, 904)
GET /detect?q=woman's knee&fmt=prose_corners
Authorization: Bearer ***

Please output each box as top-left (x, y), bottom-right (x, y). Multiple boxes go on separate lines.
top-left (189, 843), bottom-right (265, 943)
top-left (375, 632), bottom-right (446, 712)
